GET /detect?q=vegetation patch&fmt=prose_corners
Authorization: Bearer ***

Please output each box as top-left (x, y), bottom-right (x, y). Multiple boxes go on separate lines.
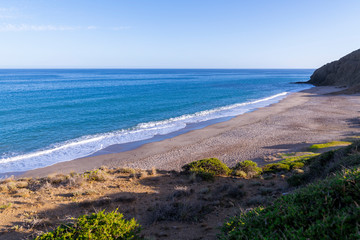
top-left (0, 203), bottom-right (12, 210)
top-left (262, 163), bottom-right (290, 173)
top-left (35, 209), bottom-right (142, 240)
top-left (308, 141), bottom-right (351, 151)
top-left (182, 158), bottom-right (231, 181)
top-left (220, 167), bottom-right (360, 240)
top-left (262, 153), bottom-right (319, 174)
top-left (82, 169), bottom-right (108, 182)
top-left (232, 160), bottom-right (262, 178)
top-left (288, 141), bottom-right (360, 186)
top-left (232, 170), bottom-right (247, 178)
top-left (278, 153), bottom-right (319, 169)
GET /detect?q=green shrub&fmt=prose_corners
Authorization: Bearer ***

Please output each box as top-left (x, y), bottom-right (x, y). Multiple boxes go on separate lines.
top-left (308, 141), bottom-right (351, 151)
top-left (232, 160), bottom-right (262, 178)
top-left (276, 153), bottom-right (319, 171)
top-left (182, 158), bottom-right (231, 181)
top-left (281, 153), bottom-right (318, 163)
top-left (289, 161), bottom-right (304, 169)
top-left (262, 153), bottom-right (318, 174)
top-left (35, 209), bottom-right (142, 240)
top-left (262, 163), bottom-right (290, 173)
top-left (220, 167), bottom-right (360, 240)
top-left (82, 169), bottom-right (107, 182)
top-left (232, 170), bottom-right (247, 178)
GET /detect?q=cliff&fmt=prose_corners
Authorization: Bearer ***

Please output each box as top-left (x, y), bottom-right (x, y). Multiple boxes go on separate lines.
top-left (308, 49), bottom-right (360, 93)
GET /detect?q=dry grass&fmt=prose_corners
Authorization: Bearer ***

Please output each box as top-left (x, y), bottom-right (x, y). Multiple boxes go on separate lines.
top-left (115, 167), bottom-right (136, 174)
top-left (149, 167), bottom-right (157, 176)
top-left (46, 173), bottom-right (69, 185)
top-left (0, 185), bottom-right (8, 192)
top-left (13, 189), bottom-right (31, 198)
top-left (6, 181), bottom-right (17, 192)
top-left (138, 171), bottom-right (148, 179)
top-left (0, 165), bottom-right (289, 240)
top-left (0, 203), bottom-right (12, 210)
top-left (16, 181), bottom-right (29, 188)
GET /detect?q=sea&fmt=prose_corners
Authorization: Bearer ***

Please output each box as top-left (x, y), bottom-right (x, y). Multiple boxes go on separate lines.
top-left (0, 69), bottom-right (314, 174)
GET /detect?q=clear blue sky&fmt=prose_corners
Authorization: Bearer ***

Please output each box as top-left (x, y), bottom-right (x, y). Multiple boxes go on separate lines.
top-left (0, 0), bottom-right (359, 68)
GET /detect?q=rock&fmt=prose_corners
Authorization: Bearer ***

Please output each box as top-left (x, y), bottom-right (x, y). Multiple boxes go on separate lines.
top-left (307, 49), bottom-right (360, 93)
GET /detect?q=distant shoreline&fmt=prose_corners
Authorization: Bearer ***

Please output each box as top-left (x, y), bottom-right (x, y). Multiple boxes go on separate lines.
top-left (19, 86), bottom-right (360, 178)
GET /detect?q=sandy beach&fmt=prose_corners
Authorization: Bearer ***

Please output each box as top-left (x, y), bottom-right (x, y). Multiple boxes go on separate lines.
top-left (21, 86), bottom-right (360, 178)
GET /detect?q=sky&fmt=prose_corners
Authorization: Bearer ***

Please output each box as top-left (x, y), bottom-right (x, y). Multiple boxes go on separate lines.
top-left (0, 0), bottom-right (359, 68)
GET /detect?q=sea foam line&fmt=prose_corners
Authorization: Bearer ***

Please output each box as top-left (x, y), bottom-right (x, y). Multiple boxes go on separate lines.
top-left (0, 91), bottom-right (288, 173)
top-left (136, 92), bottom-right (288, 128)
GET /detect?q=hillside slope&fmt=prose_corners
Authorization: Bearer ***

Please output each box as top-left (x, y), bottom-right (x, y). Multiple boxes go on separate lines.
top-left (308, 49), bottom-right (360, 93)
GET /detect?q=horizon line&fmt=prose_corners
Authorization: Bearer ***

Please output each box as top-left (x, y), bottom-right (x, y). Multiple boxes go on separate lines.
top-left (0, 67), bottom-right (316, 70)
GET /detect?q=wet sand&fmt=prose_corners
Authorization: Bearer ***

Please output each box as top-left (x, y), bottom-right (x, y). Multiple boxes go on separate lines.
top-left (21, 86), bottom-right (360, 178)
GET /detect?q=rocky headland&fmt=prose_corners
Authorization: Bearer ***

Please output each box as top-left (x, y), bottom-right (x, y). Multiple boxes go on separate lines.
top-left (307, 49), bottom-right (360, 93)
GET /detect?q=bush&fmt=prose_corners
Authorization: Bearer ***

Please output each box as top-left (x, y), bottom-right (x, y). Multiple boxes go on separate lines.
top-left (220, 167), bottom-right (360, 240)
top-left (262, 153), bottom-right (316, 173)
top-left (232, 170), bottom-right (247, 178)
top-left (290, 161), bottom-right (304, 169)
top-left (82, 169), bottom-right (107, 182)
top-left (274, 153), bottom-right (319, 172)
top-left (232, 160), bottom-right (262, 178)
top-left (182, 158), bottom-right (231, 181)
top-left (35, 209), bottom-right (142, 240)
top-left (262, 163), bottom-right (290, 173)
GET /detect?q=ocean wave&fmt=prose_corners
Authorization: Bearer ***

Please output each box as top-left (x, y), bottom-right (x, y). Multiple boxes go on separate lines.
top-left (0, 91), bottom-right (288, 173)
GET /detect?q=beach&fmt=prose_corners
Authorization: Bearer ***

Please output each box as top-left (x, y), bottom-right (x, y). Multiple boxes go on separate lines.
top-left (3, 2), bottom-right (360, 239)
top-left (20, 86), bottom-right (360, 178)
top-left (0, 69), bottom-right (313, 175)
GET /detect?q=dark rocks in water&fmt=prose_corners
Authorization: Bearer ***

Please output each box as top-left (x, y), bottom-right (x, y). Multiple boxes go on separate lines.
top-left (307, 49), bottom-right (360, 93)
top-left (292, 81), bottom-right (311, 84)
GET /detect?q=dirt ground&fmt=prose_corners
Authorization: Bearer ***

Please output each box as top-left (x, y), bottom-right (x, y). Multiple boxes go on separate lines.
top-left (0, 167), bottom-right (288, 240)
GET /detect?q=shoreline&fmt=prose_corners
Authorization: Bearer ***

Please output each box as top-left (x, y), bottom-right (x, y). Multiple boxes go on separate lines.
top-left (19, 86), bottom-right (360, 178)
top-left (0, 90), bottom-right (293, 178)
top-left (0, 89), bottom-right (296, 177)
top-left (0, 117), bottom-right (232, 179)
top-left (86, 116), bottom-right (234, 158)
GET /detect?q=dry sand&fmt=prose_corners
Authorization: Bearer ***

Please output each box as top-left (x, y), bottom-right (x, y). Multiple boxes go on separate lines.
top-left (21, 86), bottom-right (360, 178)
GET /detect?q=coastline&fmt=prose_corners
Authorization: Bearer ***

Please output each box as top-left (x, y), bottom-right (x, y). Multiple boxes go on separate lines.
top-left (0, 88), bottom-right (298, 177)
top-left (0, 118), bottom-right (234, 179)
top-left (19, 86), bottom-right (360, 178)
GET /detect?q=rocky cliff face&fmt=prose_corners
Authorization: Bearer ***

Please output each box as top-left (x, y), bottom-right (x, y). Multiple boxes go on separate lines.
top-left (308, 49), bottom-right (360, 93)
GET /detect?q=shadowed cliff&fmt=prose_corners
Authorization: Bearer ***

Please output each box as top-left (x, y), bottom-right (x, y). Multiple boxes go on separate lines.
top-left (308, 49), bottom-right (360, 93)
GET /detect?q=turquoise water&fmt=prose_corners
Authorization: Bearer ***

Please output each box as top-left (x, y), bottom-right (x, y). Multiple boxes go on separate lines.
top-left (0, 69), bottom-right (313, 173)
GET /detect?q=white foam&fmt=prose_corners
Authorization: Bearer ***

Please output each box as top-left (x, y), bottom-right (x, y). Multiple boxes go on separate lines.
top-left (0, 91), bottom-right (289, 173)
